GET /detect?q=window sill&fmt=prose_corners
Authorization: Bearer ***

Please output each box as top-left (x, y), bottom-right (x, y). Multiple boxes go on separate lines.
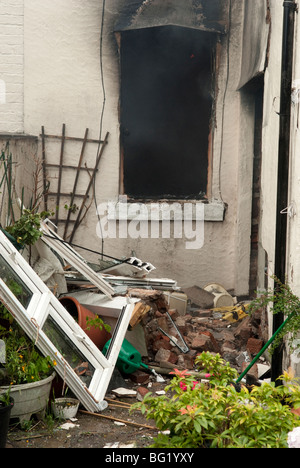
top-left (110, 199), bottom-right (226, 222)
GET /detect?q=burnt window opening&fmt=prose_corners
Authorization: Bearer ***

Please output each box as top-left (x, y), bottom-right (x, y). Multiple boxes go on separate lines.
top-left (119, 26), bottom-right (215, 200)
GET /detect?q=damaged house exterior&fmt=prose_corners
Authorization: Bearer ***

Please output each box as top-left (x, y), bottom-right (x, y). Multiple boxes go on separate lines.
top-left (1, 0), bottom-right (300, 379)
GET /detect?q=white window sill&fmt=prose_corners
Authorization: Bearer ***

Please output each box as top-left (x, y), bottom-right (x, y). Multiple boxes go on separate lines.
top-left (109, 199), bottom-right (226, 222)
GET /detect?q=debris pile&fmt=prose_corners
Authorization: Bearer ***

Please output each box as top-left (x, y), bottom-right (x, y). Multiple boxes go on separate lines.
top-left (36, 221), bottom-right (268, 382)
top-left (135, 287), bottom-right (268, 380)
top-left (0, 217), bottom-right (270, 416)
top-left (37, 222), bottom-right (269, 383)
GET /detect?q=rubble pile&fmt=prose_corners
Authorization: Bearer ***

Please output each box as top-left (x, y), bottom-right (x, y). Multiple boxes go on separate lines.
top-left (134, 287), bottom-right (268, 378)
top-left (0, 220), bottom-right (271, 417)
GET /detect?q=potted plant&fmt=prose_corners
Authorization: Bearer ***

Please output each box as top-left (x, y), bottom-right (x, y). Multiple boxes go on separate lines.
top-left (59, 296), bottom-right (111, 350)
top-left (0, 297), bottom-right (56, 424)
top-left (51, 388), bottom-right (80, 420)
top-left (0, 390), bottom-right (14, 448)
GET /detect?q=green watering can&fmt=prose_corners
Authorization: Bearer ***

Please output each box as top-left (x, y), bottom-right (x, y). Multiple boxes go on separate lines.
top-left (103, 338), bottom-right (151, 375)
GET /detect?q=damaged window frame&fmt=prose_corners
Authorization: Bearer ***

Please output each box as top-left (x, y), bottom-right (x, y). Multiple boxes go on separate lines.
top-left (114, 3), bottom-right (228, 222)
top-left (0, 228), bottom-right (135, 413)
top-left (118, 25), bottom-right (216, 201)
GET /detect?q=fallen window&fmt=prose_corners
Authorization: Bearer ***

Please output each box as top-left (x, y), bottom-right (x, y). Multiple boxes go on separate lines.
top-left (0, 228), bottom-right (134, 412)
top-left (120, 25), bottom-right (215, 199)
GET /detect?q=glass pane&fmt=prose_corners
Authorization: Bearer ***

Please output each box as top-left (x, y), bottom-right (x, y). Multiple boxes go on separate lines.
top-left (43, 315), bottom-right (95, 387)
top-left (0, 255), bottom-right (33, 308)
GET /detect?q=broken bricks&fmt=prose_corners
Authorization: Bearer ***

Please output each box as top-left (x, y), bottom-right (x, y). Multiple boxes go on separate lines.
top-left (139, 291), bottom-right (267, 375)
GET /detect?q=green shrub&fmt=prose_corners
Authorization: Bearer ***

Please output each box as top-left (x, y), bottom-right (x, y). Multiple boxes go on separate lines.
top-left (133, 352), bottom-right (300, 448)
top-left (5, 209), bottom-right (53, 247)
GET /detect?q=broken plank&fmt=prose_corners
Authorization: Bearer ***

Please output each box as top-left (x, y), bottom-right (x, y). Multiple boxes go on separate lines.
top-left (129, 302), bottom-right (151, 330)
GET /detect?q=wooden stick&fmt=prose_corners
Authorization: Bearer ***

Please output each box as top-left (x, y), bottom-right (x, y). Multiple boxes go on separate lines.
top-left (108, 403), bottom-right (130, 410)
top-left (79, 409), bottom-right (156, 431)
top-left (64, 128), bottom-right (89, 240)
top-left (104, 397), bottom-right (132, 407)
top-left (10, 433), bottom-right (52, 442)
top-left (40, 133), bottom-right (104, 144)
top-left (45, 163), bottom-right (97, 172)
top-left (69, 131), bottom-right (109, 243)
top-left (48, 192), bottom-right (89, 198)
top-left (55, 123), bottom-right (66, 226)
top-left (41, 126), bottom-right (48, 211)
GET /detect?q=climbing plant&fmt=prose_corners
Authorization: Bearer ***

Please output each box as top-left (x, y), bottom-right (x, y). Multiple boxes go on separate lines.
top-left (248, 276), bottom-right (300, 354)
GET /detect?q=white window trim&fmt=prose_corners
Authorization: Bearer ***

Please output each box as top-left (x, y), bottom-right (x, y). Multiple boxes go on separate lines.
top-left (0, 229), bottom-right (134, 412)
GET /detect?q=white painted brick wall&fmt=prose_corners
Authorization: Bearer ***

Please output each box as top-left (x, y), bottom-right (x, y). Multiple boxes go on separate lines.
top-left (0, 0), bottom-right (24, 133)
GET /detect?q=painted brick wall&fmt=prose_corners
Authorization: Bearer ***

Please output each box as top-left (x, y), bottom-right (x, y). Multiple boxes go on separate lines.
top-left (0, 0), bottom-right (24, 133)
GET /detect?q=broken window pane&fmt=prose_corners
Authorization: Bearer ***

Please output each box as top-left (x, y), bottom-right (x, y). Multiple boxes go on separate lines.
top-left (0, 255), bottom-right (32, 309)
top-left (43, 315), bottom-right (95, 387)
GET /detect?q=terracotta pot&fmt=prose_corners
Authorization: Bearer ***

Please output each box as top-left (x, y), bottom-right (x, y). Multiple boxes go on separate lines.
top-left (59, 296), bottom-right (111, 350)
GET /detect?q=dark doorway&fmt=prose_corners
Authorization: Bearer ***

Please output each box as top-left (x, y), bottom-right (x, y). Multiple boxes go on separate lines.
top-left (120, 26), bottom-right (214, 199)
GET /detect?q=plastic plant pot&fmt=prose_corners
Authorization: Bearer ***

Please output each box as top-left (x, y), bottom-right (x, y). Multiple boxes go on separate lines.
top-left (51, 397), bottom-right (80, 420)
top-left (0, 397), bottom-right (14, 448)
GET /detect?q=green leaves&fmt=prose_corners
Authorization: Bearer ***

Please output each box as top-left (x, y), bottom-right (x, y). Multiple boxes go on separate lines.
top-left (195, 351), bottom-right (238, 385)
top-left (6, 209), bottom-right (53, 247)
top-left (133, 352), bottom-right (300, 448)
top-left (3, 325), bottom-right (54, 385)
top-left (249, 275), bottom-right (300, 353)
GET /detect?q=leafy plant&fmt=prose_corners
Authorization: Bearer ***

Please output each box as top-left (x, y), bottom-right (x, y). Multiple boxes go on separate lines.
top-left (5, 209), bottom-right (53, 247)
top-left (0, 282), bottom-right (55, 386)
top-left (248, 275), bottom-right (300, 353)
top-left (0, 324), bottom-right (55, 386)
top-left (85, 315), bottom-right (111, 334)
top-left (0, 388), bottom-right (11, 407)
top-left (132, 352), bottom-right (300, 448)
top-left (64, 203), bottom-right (78, 214)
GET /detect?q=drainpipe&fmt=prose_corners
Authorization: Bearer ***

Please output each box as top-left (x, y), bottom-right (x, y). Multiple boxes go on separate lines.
top-left (271, 0), bottom-right (297, 383)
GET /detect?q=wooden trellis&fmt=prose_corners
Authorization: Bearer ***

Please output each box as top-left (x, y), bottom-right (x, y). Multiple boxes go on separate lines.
top-left (41, 124), bottom-right (109, 241)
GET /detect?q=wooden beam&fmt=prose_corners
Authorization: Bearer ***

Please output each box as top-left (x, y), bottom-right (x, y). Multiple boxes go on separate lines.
top-left (129, 302), bottom-right (151, 330)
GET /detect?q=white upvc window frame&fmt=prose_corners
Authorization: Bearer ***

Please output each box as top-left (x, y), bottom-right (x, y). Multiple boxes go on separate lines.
top-left (0, 229), bottom-right (134, 412)
top-left (39, 220), bottom-right (115, 299)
